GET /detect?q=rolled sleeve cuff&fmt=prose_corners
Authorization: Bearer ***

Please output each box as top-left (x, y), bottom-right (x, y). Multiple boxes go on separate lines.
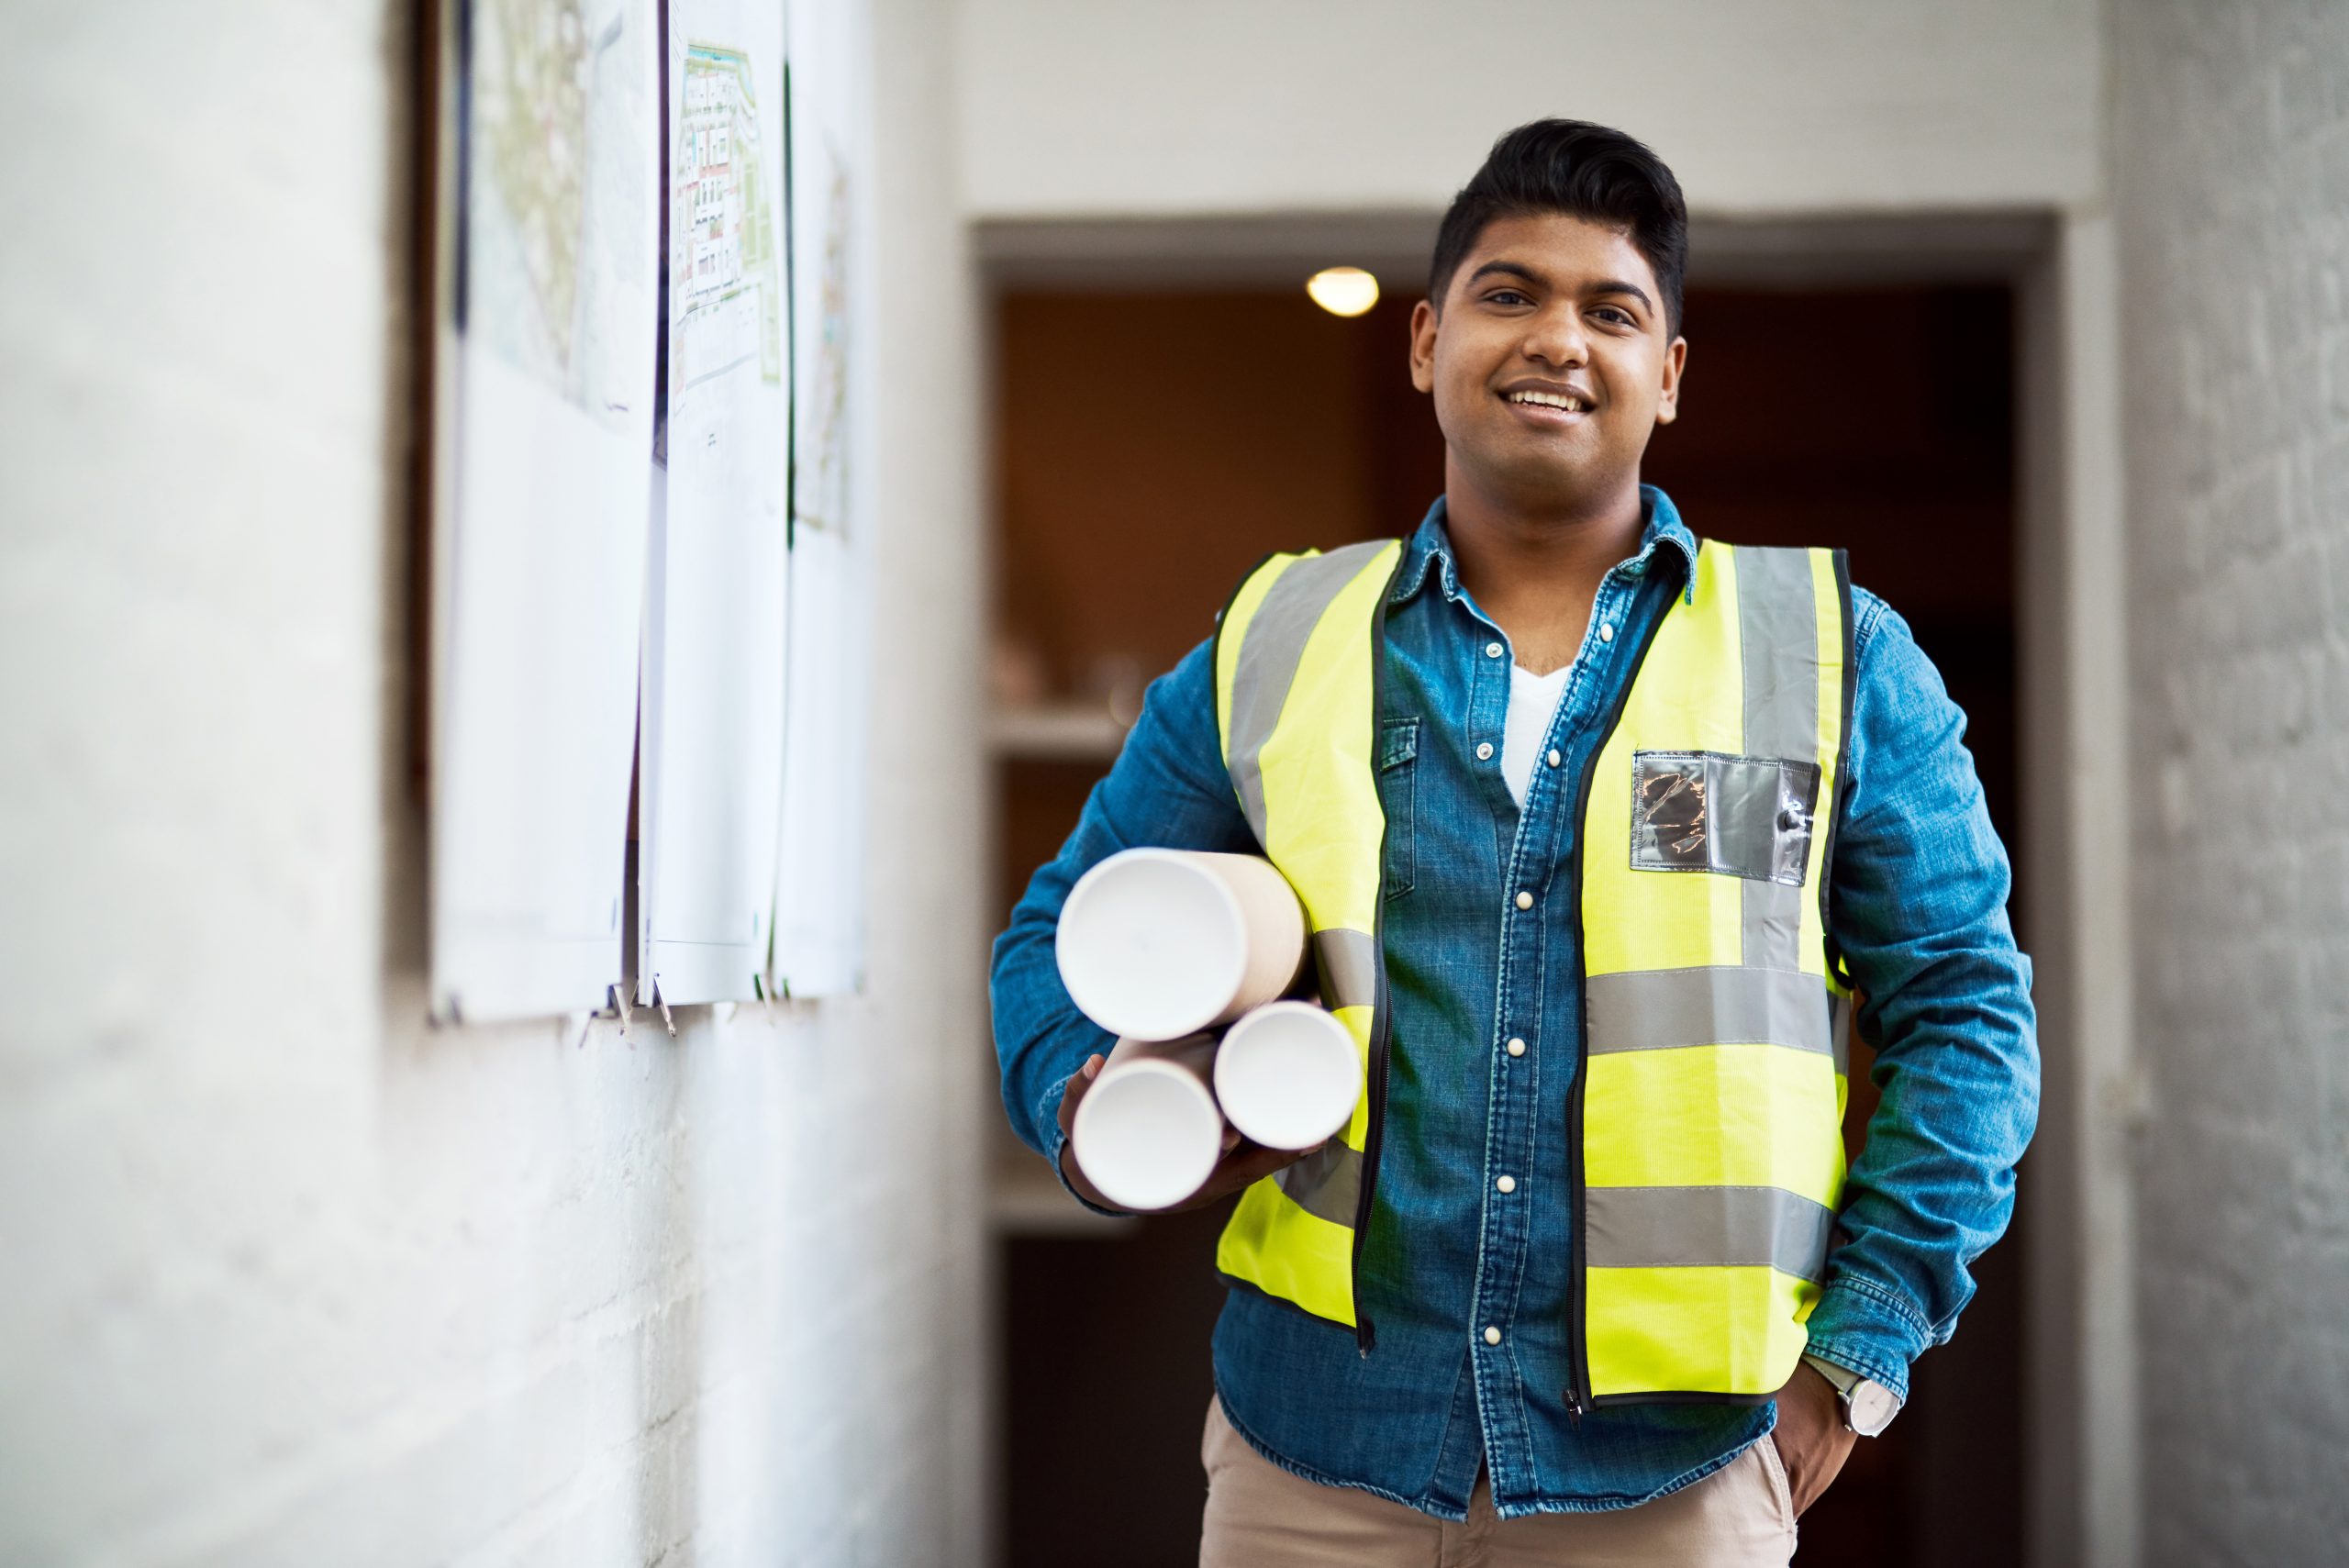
top-left (1802, 1277), bottom-right (1935, 1402)
top-left (1040, 1073), bottom-right (1133, 1219)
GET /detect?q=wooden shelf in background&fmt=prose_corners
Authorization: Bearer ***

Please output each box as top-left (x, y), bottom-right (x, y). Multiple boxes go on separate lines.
top-left (988, 1158), bottom-right (1140, 1238)
top-left (987, 703), bottom-right (1130, 762)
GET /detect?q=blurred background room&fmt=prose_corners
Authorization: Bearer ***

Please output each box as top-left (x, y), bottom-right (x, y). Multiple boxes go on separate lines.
top-left (3, 2), bottom-right (2344, 1564)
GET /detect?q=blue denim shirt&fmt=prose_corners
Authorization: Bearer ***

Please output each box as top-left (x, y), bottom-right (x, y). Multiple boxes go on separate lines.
top-left (989, 485), bottom-right (2038, 1523)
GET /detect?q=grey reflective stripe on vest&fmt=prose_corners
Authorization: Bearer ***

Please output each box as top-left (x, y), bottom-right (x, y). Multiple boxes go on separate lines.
top-left (1273, 1138), bottom-right (1362, 1227)
top-left (1224, 541), bottom-right (1391, 1236)
top-left (1225, 540), bottom-right (1395, 847)
top-left (1272, 928), bottom-right (1371, 1225)
top-left (1585, 966), bottom-right (1834, 1055)
top-left (1732, 546), bottom-right (1820, 972)
top-left (1584, 1184), bottom-right (1838, 1282)
top-left (1313, 928), bottom-right (1378, 1012)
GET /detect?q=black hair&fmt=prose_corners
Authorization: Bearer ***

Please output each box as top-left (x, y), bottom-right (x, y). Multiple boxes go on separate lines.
top-left (1428, 118), bottom-right (1687, 339)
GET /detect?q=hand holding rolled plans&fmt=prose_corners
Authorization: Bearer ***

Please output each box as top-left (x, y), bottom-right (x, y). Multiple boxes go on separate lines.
top-left (1054, 848), bottom-right (1364, 1213)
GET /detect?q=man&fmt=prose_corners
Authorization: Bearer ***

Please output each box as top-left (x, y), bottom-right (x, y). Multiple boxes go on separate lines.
top-left (990, 118), bottom-right (2037, 1566)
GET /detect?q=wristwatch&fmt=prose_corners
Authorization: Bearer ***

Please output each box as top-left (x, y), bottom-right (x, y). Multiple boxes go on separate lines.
top-left (1800, 1352), bottom-right (1902, 1437)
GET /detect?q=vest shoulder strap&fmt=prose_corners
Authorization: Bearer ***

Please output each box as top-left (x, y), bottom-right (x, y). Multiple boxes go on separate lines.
top-left (1212, 539), bottom-right (1402, 844)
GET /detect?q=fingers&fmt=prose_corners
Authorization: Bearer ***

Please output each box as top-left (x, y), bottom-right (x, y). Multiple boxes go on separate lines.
top-left (1171, 1135), bottom-right (1330, 1211)
top-left (1230, 1139), bottom-right (1320, 1183)
top-left (1055, 1053), bottom-right (1107, 1136)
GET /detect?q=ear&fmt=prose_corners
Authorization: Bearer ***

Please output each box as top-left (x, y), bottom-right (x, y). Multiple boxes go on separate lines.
top-left (1408, 299), bottom-right (1439, 394)
top-left (1653, 335), bottom-right (1688, 425)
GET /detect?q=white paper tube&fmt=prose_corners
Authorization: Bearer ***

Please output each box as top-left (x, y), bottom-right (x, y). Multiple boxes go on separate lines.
top-left (1055, 848), bottom-right (1307, 1041)
top-left (1069, 1033), bottom-right (1227, 1212)
top-left (1212, 1001), bottom-right (1363, 1151)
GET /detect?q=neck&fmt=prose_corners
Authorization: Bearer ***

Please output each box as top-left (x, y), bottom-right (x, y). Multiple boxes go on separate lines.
top-left (1441, 460), bottom-right (1649, 673)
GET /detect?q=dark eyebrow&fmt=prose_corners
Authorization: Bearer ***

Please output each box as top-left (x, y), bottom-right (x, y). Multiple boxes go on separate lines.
top-left (1465, 260), bottom-right (1546, 290)
top-left (1587, 279), bottom-right (1656, 315)
top-left (1464, 261), bottom-right (1654, 317)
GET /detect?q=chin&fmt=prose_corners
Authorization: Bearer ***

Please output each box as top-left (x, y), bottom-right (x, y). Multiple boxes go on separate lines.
top-left (1486, 450), bottom-right (1606, 502)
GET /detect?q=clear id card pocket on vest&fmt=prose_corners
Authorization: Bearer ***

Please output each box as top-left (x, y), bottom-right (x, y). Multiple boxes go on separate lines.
top-left (1629, 751), bottom-right (1821, 886)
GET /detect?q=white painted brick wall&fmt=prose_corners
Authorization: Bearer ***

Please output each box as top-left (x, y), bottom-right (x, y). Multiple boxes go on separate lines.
top-left (0, 2), bottom-right (987, 1563)
top-left (2115, 1), bottom-right (2349, 1562)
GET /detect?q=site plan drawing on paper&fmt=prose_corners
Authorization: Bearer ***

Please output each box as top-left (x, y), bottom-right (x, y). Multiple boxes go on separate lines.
top-left (432, 0), bottom-right (658, 1022)
top-left (793, 150), bottom-right (852, 538)
top-left (466, 0), bottom-right (652, 428)
top-left (771, 0), bottom-right (874, 996)
top-left (638, 0), bottom-right (790, 1008)
top-left (675, 42), bottom-right (785, 398)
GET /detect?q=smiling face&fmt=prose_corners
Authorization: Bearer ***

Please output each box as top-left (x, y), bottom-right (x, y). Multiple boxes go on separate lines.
top-left (1409, 211), bottom-right (1687, 517)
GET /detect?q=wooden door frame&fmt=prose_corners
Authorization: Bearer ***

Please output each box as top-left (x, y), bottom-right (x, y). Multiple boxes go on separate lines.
top-left (972, 207), bottom-right (2139, 1568)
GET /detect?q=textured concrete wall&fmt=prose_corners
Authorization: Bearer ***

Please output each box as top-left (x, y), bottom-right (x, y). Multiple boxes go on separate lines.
top-left (953, 0), bottom-right (2104, 218)
top-left (2114, 2), bottom-right (2349, 1562)
top-left (0, 1), bottom-right (987, 1562)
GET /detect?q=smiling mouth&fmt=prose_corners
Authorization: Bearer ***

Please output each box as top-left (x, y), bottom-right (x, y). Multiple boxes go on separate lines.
top-left (1503, 389), bottom-right (1593, 417)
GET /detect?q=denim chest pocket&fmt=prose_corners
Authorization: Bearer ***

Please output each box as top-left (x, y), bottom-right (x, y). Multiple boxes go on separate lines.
top-left (1630, 750), bottom-right (1821, 885)
top-left (1378, 717), bottom-right (1419, 900)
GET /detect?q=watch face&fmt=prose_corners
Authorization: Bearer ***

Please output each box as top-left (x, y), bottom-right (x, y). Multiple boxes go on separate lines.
top-left (1847, 1380), bottom-right (1900, 1437)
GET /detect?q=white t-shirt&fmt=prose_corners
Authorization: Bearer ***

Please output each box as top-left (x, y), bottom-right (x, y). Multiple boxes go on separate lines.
top-left (1501, 662), bottom-right (1574, 808)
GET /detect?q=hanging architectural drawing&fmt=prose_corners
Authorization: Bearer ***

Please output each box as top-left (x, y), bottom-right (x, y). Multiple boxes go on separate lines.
top-left (636, 0), bottom-right (794, 1007)
top-left (429, 0), bottom-right (660, 1022)
top-left (770, 0), bottom-right (874, 997)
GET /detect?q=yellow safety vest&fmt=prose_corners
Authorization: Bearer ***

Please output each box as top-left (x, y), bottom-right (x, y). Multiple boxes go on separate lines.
top-left (1210, 534), bottom-right (1854, 1408)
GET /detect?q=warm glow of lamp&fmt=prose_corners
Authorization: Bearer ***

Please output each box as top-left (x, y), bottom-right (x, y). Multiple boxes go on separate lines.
top-left (1306, 266), bottom-right (1380, 317)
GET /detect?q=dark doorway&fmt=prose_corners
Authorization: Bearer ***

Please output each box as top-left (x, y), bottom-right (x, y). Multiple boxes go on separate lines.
top-left (985, 280), bottom-right (2022, 1568)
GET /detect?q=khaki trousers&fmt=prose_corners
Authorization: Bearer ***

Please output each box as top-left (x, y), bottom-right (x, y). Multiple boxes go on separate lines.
top-left (1198, 1392), bottom-right (1797, 1568)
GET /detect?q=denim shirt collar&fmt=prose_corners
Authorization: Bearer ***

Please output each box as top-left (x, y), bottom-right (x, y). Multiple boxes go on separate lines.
top-left (1388, 484), bottom-right (1700, 608)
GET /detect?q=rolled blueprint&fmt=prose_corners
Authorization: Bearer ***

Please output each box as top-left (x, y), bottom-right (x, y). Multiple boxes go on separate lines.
top-left (1055, 848), bottom-right (1307, 1041)
top-left (1069, 1032), bottom-right (1227, 1212)
top-left (1212, 1000), bottom-right (1362, 1151)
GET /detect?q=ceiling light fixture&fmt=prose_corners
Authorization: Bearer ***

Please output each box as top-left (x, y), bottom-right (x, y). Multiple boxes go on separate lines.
top-left (1306, 266), bottom-right (1380, 317)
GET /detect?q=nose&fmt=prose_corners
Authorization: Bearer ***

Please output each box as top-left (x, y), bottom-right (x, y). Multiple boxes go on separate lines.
top-left (1519, 302), bottom-right (1589, 371)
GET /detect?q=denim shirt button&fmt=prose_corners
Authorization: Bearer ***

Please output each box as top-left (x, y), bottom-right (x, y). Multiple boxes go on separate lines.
top-left (1598, 622), bottom-right (1614, 643)
top-left (1546, 749), bottom-right (1561, 768)
top-left (1506, 1038), bottom-right (1526, 1056)
top-left (1514, 891), bottom-right (1533, 910)
top-left (1476, 742), bottom-right (1494, 761)
top-left (1483, 1326), bottom-right (1502, 1345)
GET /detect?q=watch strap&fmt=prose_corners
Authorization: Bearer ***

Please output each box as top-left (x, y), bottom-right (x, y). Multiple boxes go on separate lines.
top-left (1801, 1352), bottom-right (1861, 1396)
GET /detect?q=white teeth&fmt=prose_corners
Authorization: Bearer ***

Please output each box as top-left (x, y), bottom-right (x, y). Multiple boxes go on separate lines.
top-left (1509, 391), bottom-right (1586, 412)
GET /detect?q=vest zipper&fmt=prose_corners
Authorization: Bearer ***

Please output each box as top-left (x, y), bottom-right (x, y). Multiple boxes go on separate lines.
top-left (1353, 558), bottom-right (1406, 1360)
top-left (1353, 1020), bottom-right (1391, 1358)
top-left (1564, 1030), bottom-right (1591, 1425)
top-left (1562, 761), bottom-right (1597, 1425)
